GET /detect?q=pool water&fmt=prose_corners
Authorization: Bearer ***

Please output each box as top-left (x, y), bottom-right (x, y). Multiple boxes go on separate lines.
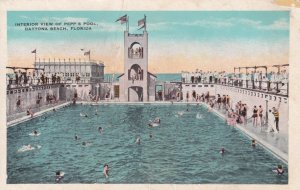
top-left (7, 104), bottom-right (288, 184)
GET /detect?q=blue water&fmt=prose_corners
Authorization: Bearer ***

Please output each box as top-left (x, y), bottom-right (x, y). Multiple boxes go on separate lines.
top-left (105, 73), bottom-right (181, 82)
top-left (7, 104), bottom-right (288, 184)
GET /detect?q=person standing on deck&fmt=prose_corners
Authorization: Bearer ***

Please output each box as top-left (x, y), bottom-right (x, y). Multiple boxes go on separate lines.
top-left (258, 105), bottom-right (263, 127)
top-left (272, 101), bottom-right (281, 132)
top-left (267, 109), bottom-right (278, 133)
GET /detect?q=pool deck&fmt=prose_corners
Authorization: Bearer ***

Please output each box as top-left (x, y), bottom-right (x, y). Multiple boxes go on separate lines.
top-left (200, 103), bottom-right (288, 164)
top-left (7, 100), bottom-right (288, 164)
top-left (7, 102), bottom-right (71, 127)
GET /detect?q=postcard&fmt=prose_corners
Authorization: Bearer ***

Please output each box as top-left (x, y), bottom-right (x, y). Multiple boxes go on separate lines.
top-left (1, 0), bottom-right (300, 190)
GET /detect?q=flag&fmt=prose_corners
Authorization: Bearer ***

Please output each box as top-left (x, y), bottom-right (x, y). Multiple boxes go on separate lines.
top-left (31, 49), bottom-right (36, 53)
top-left (115, 14), bottom-right (127, 24)
top-left (84, 51), bottom-right (90, 56)
top-left (138, 25), bottom-right (145, 30)
top-left (138, 18), bottom-right (145, 26)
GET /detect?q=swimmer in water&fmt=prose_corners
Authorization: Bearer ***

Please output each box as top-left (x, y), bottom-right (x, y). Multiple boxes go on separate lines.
top-left (136, 137), bottom-right (141, 145)
top-left (220, 147), bottom-right (225, 155)
top-left (80, 112), bottom-right (88, 117)
top-left (82, 141), bottom-right (87, 146)
top-left (53, 108), bottom-right (56, 112)
top-left (273, 165), bottom-right (284, 175)
top-left (98, 127), bottom-right (103, 133)
top-left (33, 130), bottom-right (38, 136)
top-left (149, 134), bottom-right (153, 138)
top-left (55, 170), bottom-right (64, 182)
top-left (75, 134), bottom-right (79, 140)
top-left (252, 139), bottom-right (256, 147)
top-left (154, 117), bottom-right (161, 124)
top-left (103, 164), bottom-right (109, 178)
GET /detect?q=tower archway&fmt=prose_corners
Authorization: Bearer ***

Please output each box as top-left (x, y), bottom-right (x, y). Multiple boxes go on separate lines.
top-left (128, 86), bottom-right (143, 102)
top-left (128, 64), bottom-right (143, 81)
top-left (128, 42), bottom-right (143, 59)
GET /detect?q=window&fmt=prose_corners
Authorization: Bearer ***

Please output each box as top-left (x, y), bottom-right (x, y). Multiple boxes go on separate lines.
top-left (128, 42), bottom-right (143, 59)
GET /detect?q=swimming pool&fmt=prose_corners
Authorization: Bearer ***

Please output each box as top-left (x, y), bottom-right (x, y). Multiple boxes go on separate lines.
top-left (7, 104), bottom-right (288, 184)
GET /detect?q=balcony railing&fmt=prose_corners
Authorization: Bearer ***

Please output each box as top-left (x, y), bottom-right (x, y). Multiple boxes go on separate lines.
top-left (128, 48), bottom-right (143, 59)
top-left (181, 77), bottom-right (289, 97)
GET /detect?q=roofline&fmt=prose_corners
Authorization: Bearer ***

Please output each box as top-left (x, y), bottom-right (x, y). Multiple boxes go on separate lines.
top-left (148, 71), bottom-right (157, 78)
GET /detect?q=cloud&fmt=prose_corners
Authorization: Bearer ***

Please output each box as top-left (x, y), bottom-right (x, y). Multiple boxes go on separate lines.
top-left (93, 22), bottom-right (124, 32)
top-left (40, 17), bottom-right (89, 23)
top-left (147, 17), bottom-right (288, 31)
top-left (256, 18), bottom-right (289, 30)
top-left (20, 15), bottom-right (29, 19)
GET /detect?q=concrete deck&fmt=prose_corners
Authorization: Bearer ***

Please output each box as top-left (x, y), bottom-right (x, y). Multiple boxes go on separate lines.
top-left (7, 102), bottom-right (71, 127)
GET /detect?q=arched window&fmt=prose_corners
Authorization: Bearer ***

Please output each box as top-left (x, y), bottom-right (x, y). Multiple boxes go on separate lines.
top-left (128, 64), bottom-right (143, 81)
top-left (128, 42), bottom-right (143, 59)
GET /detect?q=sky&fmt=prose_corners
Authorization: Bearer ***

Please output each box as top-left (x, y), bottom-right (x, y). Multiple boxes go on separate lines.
top-left (7, 11), bottom-right (289, 73)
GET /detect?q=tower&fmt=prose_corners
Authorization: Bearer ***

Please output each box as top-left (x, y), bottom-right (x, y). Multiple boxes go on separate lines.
top-left (118, 16), bottom-right (156, 102)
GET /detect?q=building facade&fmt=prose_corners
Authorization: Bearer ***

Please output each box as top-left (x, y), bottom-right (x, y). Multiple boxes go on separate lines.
top-left (34, 59), bottom-right (104, 84)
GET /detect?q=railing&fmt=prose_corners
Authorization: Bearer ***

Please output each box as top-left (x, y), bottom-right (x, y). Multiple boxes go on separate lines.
top-left (181, 77), bottom-right (289, 97)
top-left (128, 48), bottom-right (143, 59)
top-left (6, 77), bottom-right (98, 89)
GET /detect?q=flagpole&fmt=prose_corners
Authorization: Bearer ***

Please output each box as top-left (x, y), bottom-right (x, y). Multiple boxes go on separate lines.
top-left (144, 15), bottom-right (146, 31)
top-left (127, 16), bottom-right (129, 32)
top-left (89, 50), bottom-right (91, 61)
top-left (34, 49), bottom-right (37, 63)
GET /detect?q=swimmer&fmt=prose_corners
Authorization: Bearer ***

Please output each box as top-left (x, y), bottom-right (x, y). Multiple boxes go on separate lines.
top-left (154, 117), bottom-right (161, 124)
top-left (80, 112), bottom-right (88, 117)
top-left (53, 108), bottom-right (56, 112)
top-left (95, 109), bottom-right (98, 115)
top-left (18, 144), bottom-right (34, 152)
top-left (103, 164), bottom-right (109, 178)
top-left (196, 113), bottom-right (203, 119)
top-left (148, 118), bottom-right (160, 127)
top-left (252, 139), bottom-right (256, 147)
top-left (136, 137), bottom-right (141, 145)
top-left (75, 134), bottom-right (79, 140)
top-left (273, 165), bottom-right (284, 175)
top-left (29, 131), bottom-right (40, 136)
top-left (177, 111), bottom-right (184, 116)
top-left (98, 127), bottom-right (103, 133)
top-left (220, 147), bottom-right (225, 155)
top-left (149, 133), bottom-right (153, 138)
top-left (55, 171), bottom-right (64, 182)
top-left (82, 141), bottom-right (87, 146)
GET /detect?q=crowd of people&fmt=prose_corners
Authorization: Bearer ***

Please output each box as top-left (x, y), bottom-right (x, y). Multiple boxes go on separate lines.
top-left (193, 91), bottom-right (282, 133)
top-left (7, 70), bottom-right (62, 88)
top-left (181, 69), bottom-right (289, 95)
